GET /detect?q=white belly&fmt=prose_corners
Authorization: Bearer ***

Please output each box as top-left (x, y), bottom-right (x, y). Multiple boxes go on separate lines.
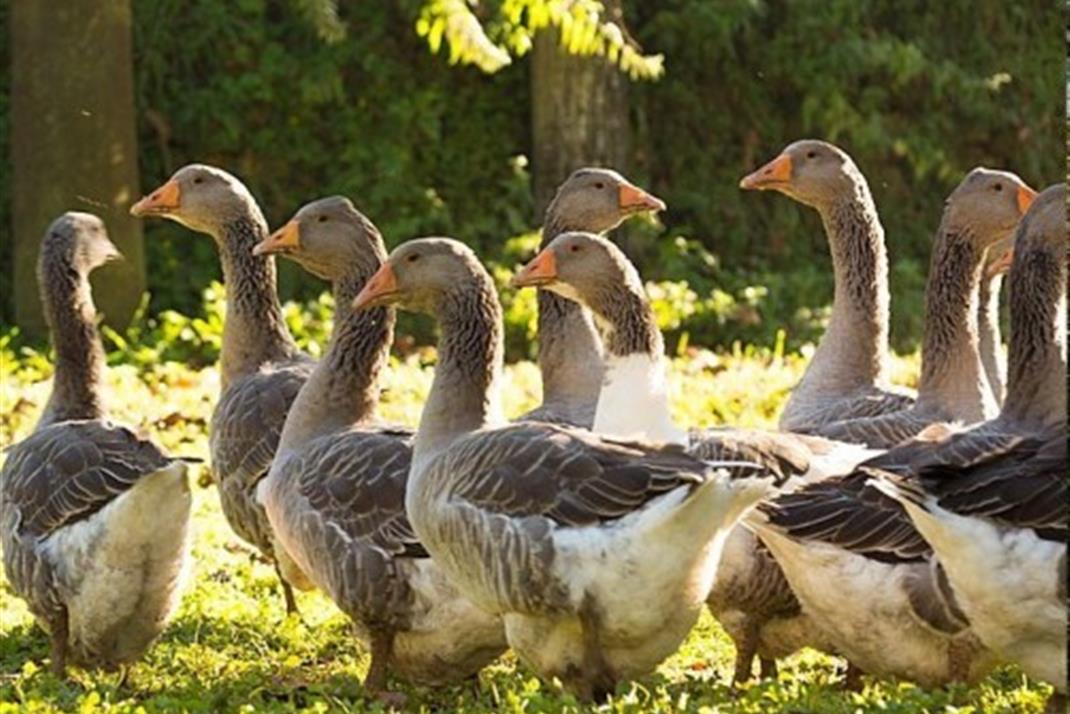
top-left (755, 527), bottom-right (989, 687)
top-left (391, 559), bottom-right (507, 685)
top-left (902, 502), bottom-right (1068, 691)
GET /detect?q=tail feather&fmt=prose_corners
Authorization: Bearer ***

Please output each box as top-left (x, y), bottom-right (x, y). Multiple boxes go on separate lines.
top-left (868, 470), bottom-right (930, 511)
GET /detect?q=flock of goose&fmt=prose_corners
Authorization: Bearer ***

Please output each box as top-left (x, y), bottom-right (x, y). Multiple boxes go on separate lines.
top-left (1, 139), bottom-right (1065, 710)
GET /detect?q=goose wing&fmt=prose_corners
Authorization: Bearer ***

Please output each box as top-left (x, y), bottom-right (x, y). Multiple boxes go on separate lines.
top-left (271, 426), bottom-right (422, 628)
top-left (818, 408), bottom-right (939, 449)
top-left (437, 423), bottom-right (750, 527)
top-left (209, 361), bottom-right (311, 549)
top-left (887, 426), bottom-right (1067, 542)
top-left (209, 362), bottom-right (311, 488)
top-left (794, 388), bottom-right (916, 434)
top-left (292, 426), bottom-right (424, 557)
top-left (759, 471), bottom-right (931, 563)
top-left (1, 420), bottom-right (178, 537)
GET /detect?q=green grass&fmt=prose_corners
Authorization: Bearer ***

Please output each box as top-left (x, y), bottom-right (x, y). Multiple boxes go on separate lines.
top-left (0, 346), bottom-right (1053, 713)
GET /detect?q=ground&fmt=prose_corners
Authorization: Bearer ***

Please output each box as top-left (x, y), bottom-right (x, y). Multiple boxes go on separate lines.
top-left (0, 346), bottom-right (1053, 713)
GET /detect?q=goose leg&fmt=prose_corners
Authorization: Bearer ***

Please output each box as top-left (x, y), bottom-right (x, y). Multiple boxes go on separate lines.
top-left (842, 661), bottom-right (864, 691)
top-left (274, 561), bottom-right (300, 616)
top-left (731, 623), bottom-right (758, 684)
top-left (49, 608), bottom-right (69, 676)
top-left (365, 631), bottom-right (406, 709)
top-left (462, 671), bottom-right (483, 698)
top-left (115, 665), bottom-right (130, 689)
top-left (759, 656), bottom-right (778, 680)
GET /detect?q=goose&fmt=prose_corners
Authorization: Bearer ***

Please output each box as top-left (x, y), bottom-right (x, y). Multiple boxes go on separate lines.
top-left (511, 231), bottom-right (876, 683)
top-left (349, 237), bottom-right (779, 700)
top-left (740, 140), bottom-right (914, 433)
top-left (745, 469), bottom-right (998, 689)
top-left (0, 213), bottom-right (192, 674)
top-left (872, 183), bottom-right (1067, 710)
top-left (520, 168), bottom-right (666, 428)
top-left (978, 236), bottom-right (1013, 405)
top-left (131, 165), bottom-right (313, 614)
top-left (252, 198), bottom-right (506, 701)
top-left (819, 169), bottom-right (1036, 447)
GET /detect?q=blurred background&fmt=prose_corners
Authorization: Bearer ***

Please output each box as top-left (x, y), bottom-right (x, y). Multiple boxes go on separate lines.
top-left (1, 0), bottom-right (1063, 363)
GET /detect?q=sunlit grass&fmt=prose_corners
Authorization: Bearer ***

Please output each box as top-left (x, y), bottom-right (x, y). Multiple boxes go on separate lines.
top-left (0, 348), bottom-right (1051, 712)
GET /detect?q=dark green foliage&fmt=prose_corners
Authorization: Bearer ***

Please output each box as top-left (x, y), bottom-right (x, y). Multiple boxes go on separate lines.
top-left (0, 0), bottom-right (1062, 355)
top-left (0, 0), bottom-right (12, 323)
top-left (627, 0), bottom-right (1063, 350)
top-left (126, 0), bottom-right (531, 321)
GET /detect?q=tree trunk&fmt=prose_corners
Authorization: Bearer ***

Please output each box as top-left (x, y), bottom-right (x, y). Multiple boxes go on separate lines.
top-left (531, 26), bottom-right (631, 219)
top-left (11, 0), bottom-right (144, 338)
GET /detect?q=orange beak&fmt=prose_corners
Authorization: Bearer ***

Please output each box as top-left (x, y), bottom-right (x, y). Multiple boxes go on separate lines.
top-left (130, 179), bottom-right (181, 216)
top-left (618, 183), bottom-right (667, 212)
top-left (1016, 185), bottom-right (1037, 215)
top-left (740, 154), bottom-right (793, 191)
top-left (352, 263), bottom-right (399, 310)
top-left (510, 249), bottom-right (558, 288)
top-left (253, 220), bottom-right (300, 256)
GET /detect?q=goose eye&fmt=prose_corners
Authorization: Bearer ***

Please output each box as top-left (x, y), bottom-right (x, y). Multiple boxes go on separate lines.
top-left (569, 244), bottom-right (581, 253)
top-left (192, 177), bottom-right (204, 185)
top-left (318, 215), bottom-right (328, 223)
top-left (406, 253), bottom-right (420, 263)
top-left (993, 183), bottom-right (1003, 192)
top-left (806, 151), bottom-right (817, 159)
top-left (594, 182), bottom-right (605, 190)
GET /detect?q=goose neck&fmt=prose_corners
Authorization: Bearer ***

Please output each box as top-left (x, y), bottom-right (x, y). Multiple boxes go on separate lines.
top-left (977, 272), bottom-right (1006, 404)
top-left (534, 212), bottom-right (604, 422)
top-left (808, 191), bottom-right (891, 389)
top-left (916, 227), bottom-right (995, 421)
top-left (1002, 247), bottom-right (1067, 428)
top-left (594, 283), bottom-right (663, 359)
top-left (589, 281), bottom-right (685, 445)
top-left (276, 266), bottom-right (394, 451)
top-left (215, 213), bottom-right (299, 388)
top-left (413, 283), bottom-right (505, 473)
top-left (37, 263), bottom-right (106, 427)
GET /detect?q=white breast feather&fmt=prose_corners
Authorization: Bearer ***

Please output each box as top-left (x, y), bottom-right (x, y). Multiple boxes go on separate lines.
top-left (594, 354), bottom-right (687, 445)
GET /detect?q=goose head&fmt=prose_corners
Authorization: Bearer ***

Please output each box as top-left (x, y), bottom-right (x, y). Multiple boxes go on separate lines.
top-left (352, 238), bottom-right (490, 316)
top-left (740, 139), bottom-right (862, 209)
top-left (130, 164), bottom-right (260, 235)
top-left (548, 168), bottom-right (665, 232)
top-left (253, 196), bottom-right (387, 282)
top-left (941, 167), bottom-right (1035, 251)
top-left (511, 231), bottom-right (641, 317)
top-left (40, 211), bottom-right (122, 276)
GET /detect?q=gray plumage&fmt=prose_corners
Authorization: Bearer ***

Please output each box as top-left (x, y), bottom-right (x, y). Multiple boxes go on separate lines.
top-left (256, 201), bottom-right (506, 693)
top-left (820, 169), bottom-right (1029, 447)
top-left (750, 465), bottom-right (995, 686)
top-left (521, 168), bottom-right (664, 428)
top-left (741, 140), bottom-right (914, 433)
top-left (1, 213), bottom-right (191, 673)
top-left (131, 165), bottom-right (312, 612)
top-left (870, 185), bottom-right (1068, 698)
top-left (208, 362), bottom-right (312, 560)
top-left (517, 230), bottom-right (874, 683)
top-left (364, 238), bottom-right (775, 700)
